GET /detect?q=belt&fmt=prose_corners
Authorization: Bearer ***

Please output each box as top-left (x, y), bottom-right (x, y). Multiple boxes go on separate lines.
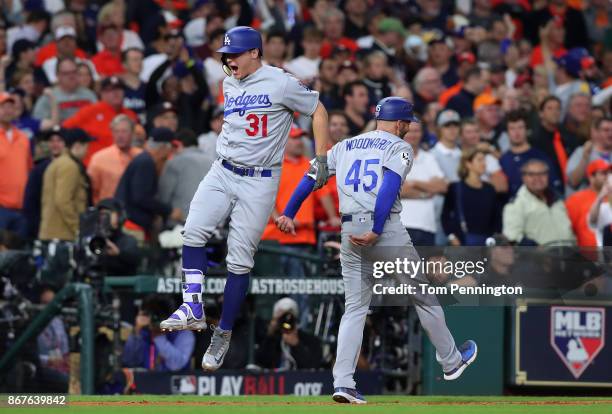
top-left (222, 160), bottom-right (272, 177)
top-left (341, 213), bottom-right (375, 223)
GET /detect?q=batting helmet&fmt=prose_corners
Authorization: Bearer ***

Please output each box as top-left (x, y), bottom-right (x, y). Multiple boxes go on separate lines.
top-left (217, 26), bottom-right (263, 55)
top-left (375, 97), bottom-right (419, 122)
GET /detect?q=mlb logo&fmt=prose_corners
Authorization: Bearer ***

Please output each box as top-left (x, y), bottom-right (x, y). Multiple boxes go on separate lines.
top-left (171, 375), bottom-right (197, 395)
top-left (550, 306), bottom-right (605, 379)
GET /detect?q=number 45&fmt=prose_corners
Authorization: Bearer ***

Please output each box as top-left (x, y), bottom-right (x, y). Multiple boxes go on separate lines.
top-left (345, 159), bottom-right (380, 192)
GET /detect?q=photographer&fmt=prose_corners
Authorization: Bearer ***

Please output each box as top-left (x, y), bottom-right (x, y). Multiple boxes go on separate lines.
top-left (122, 295), bottom-right (195, 371)
top-left (92, 198), bottom-right (141, 276)
top-left (255, 298), bottom-right (322, 370)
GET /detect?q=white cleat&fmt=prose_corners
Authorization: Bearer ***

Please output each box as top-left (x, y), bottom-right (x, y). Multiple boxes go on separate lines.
top-left (202, 327), bottom-right (232, 371)
top-left (160, 303), bottom-right (207, 332)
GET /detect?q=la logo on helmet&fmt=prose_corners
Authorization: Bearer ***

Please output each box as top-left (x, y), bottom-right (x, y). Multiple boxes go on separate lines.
top-left (224, 35), bottom-right (231, 45)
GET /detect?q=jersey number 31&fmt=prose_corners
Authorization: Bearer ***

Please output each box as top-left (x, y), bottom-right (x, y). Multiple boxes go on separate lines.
top-left (245, 114), bottom-right (268, 137)
top-left (345, 159), bottom-right (379, 192)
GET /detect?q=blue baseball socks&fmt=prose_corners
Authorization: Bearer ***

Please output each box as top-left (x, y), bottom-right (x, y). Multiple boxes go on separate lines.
top-left (219, 272), bottom-right (250, 330)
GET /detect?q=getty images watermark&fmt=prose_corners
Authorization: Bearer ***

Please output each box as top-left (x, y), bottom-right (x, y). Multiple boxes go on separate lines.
top-left (371, 257), bottom-right (524, 297)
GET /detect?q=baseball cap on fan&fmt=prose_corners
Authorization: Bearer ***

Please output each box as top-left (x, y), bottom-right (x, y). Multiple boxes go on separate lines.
top-left (273, 297), bottom-right (299, 319)
top-left (586, 159), bottom-right (611, 178)
top-left (289, 124), bottom-right (306, 139)
top-left (437, 109), bottom-right (461, 127)
top-left (0, 91), bottom-right (15, 104)
top-left (149, 127), bottom-right (174, 143)
top-left (55, 26), bottom-right (77, 40)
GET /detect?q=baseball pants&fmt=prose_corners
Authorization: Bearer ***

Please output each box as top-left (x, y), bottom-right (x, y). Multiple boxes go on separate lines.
top-left (182, 160), bottom-right (280, 274)
top-left (333, 213), bottom-right (462, 389)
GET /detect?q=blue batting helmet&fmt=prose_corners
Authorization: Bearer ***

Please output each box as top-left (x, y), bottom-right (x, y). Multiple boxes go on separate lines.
top-left (217, 26), bottom-right (263, 55)
top-left (375, 97), bottom-right (419, 122)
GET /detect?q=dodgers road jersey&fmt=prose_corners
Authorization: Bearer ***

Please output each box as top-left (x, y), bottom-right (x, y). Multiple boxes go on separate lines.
top-left (327, 130), bottom-right (414, 215)
top-left (217, 65), bottom-right (320, 167)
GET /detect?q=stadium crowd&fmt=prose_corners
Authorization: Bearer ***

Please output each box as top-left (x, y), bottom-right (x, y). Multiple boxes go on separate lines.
top-left (0, 0), bottom-right (612, 381)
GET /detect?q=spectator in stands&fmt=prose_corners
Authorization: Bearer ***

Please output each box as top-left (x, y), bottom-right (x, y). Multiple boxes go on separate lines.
top-left (158, 129), bottom-right (212, 223)
top-left (459, 119), bottom-right (507, 193)
top-left (148, 101), bottom-right (179, 133)
top-left (342, 80), bottom-right (371, 136)
top-left (255, 297), bottom-right (322, 370)
top-left (552, 51), bottom-right (591, 118)
top-left (284, 27), bottom-right (323, 83)
top-left (431, 109), bottom-right (462, 183)
top-left (145, 36), bottom-right (209, 134)
top-left (319, 8), bottom-right (358, 59)
top-left (584, 0), bottom-right (612, 45)
top-left (342, 0), bottom-right (368, 39)
top-left (412, 67), bottom-right (443, 115)
top-left (439, 51), bottom-right (477, 108)
top-left (566, 160), bottom-right (609, 247)
top-left (500, 110), bottom-right (560, 197)
top-left (567, 117), bottom-right (612, 192)
top-left (446, 67), bottom-right (485, 118)
top-left (37, 286), bottom-right (69, 387)
top-left (96, 1), bottom-right (144, 52)
top-left (263, 31), bottom-right (288, 69)
top-left (42, 26), bottom-right (98, 85)
top-left (474, 93), bottom-right (502, 148)
top-left (64, 76), bottom-right (138, 164)
top-left (88, 114), bottom-right (142, 204)
top-left (91, 24), bottom-right (123, 77)
top-left (564, 93), bottom-right (592, 143)
top-left (94, 198), bottom-right (141, 276)
top-left (122, 295), bottom-right (194, 371)
top-left (197, 106), bottom-right (222, 166)
top-left (530, 96), bottom-right (579, 187)
top-left (12, 87), bottom-right (58, 142)
top-left (115, 128), bottom-right (175, 239)
top-left (503, 159), bottom-right (575, 246)
top-left (443, 148), bottom-right (500, 246)
top-left (33, 57), bottom-right (97, 123)
top-left (5, 38), bottom-right (48, 88)
top-left (313, 57), bottom-right (341, 110)
top-left (368, 17), bottom-right (405, 66)
top-left (421, 101), bottom-right (442, 149)
top-left (35, 11), bottom-right (87, 68)
top-left (76, 62), bottom-right (95, 90)
top-left (400, 121), bottom-right (447, 246)
top-left (23, 127), bottom-right (65, 239)
top-left (121, 48), bottom-right (146, 124)
top-left (202, 29), bottom-right (226, 98)
top-left (427, 35), bottom-right (457, 88)
top-left (0, 92), bottom-right (30, 238)
top-left (362, 51), bottom-right (392, 109)
top-left (39, 128), bottom-right (93, 241)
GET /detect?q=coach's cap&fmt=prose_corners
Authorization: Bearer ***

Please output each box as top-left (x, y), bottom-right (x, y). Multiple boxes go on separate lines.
top-left (55, 26), bottom-right (77, 40)
top-left (149, 127), bottom-right (174, 143)
top-left (100, 76), bottom-right (124, 90)
top-left (375, 96), bottom-right (419, 122)
top-left (273, 297), bottom-right (299, 318)
top-left (150, 101), bottom-right (177, 119)
top-left (436, 109), bottom-right (461, 127)
top-left (64, 128), bottom-right (94, 146)
top-left (586, 159), bottom-right (611, 178)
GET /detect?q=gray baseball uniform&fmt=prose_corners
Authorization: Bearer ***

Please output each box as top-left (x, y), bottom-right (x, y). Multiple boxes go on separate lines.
top-left (183, 65), bottom-right (319, 274)
top-left (325, 130), bottom-right (462, 389)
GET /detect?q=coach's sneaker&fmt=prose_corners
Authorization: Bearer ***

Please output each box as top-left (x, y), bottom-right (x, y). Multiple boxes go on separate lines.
top-left (444, 340), bottom-right (478, 380)
top-left (332, 387), bottom-right (366, 404)
top-left (160, 303), bottom-right (207, 332)
top-left (202, 327), bottom-right (232, 371)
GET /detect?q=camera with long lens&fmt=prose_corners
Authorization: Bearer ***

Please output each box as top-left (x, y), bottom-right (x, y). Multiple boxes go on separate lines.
top-left (75, 207), bottom-right (114, 280)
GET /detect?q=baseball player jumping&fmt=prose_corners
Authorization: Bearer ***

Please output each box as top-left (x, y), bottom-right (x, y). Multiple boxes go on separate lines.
top-left (276, 97), bottom-right (477, 403)
top-left (160, 26), bottom-right (330, 371)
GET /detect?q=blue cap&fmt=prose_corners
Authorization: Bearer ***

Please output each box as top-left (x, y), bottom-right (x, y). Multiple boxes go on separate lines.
top-left (217, 26), bottom-right (262, 55)
top-left (375, 97), bottom-right (419, 122)
top-left (554, 52), bottom-right (582, 78)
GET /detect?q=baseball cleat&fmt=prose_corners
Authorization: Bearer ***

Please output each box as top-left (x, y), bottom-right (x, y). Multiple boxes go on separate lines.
top-left (444, 340), bottom-right (478, 380)
top-left (332, 387), bottom-right (367, 404)
top-left (202, 327), bottom-right (232, 371)
top-left (160, 303), bottom-right (207, 332)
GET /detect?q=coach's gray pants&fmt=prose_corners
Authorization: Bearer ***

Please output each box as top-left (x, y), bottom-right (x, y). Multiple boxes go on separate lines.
top-left (332, 214), bottom-right (462, 389)
top-left (182, 160), bottom-right (280, 274)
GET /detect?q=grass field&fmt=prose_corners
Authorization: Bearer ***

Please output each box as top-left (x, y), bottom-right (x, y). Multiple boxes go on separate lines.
top-left (4, 395), bottom-right (612, 414)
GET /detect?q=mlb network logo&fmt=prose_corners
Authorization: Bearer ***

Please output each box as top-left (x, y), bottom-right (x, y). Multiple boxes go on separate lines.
top-left (550, 307), bottom-right (605, 379)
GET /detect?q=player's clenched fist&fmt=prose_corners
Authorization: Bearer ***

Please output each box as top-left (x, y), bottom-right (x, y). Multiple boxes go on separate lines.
top-left (275, 215), bottom-right (296, 235)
